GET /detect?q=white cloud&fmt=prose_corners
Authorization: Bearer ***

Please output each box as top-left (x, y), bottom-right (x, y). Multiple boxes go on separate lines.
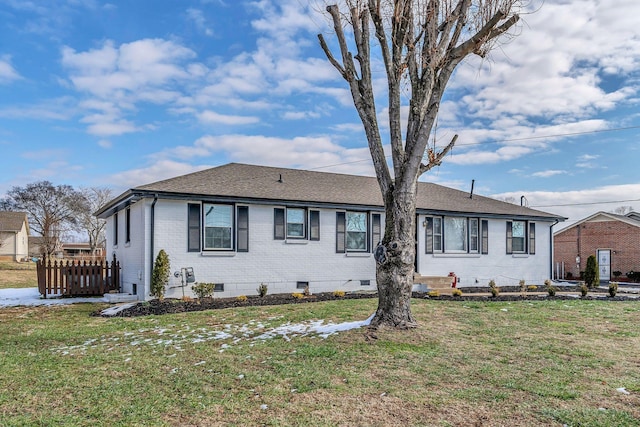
top-left (106, 160), bottom-right (212, 191)
top-left (0, 56), bottom-right (21, 84)
top-left (186, 8), bottom-right (213, 36)
top-left (97, 140), bottom-right (112, 149)
top-left (531, 170), bottom-right (566, 178)
top-left (197, 111), bottom-right (260, 125)
top-left (494, 183), bottom-right (640, 229)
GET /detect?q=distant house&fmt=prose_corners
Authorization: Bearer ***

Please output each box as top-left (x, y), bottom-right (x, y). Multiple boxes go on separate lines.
top-left (554, 211), bottom-right (640, 281)
top-left (0, 211), bottom-right (30, 262)
top-left (96, 163), bottom-right (565, 301)
top-left (61, 242), bottom-right (105, 259)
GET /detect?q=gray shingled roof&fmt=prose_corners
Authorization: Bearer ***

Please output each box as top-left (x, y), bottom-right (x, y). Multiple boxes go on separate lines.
top-left (99, 163), bottom-right (564, 221)
top-left (0, 211), bottom-right (29, 233)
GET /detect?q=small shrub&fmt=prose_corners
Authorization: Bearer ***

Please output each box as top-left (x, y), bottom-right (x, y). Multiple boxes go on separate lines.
top-left (489, 280), bottom-right (499, 297)
top-left (613, 271), bottom-right (622, 279)
top-left (451, 289), bottom-right (463, 297)
top-left (333, 290), bottom-right (346, 298)
top-left (427, 290), bottom-right (440, 297)
top-left (527, 285), bottom-right (538, 291)
top-left (292, 292), bottom-right (304, 299)
top-left (236, 295), bottom-right (248, 302)
top-left (608, 282), bottom-right (618, 297)
top-left (544, 279), bottom-right (557, 297)
top-left (257, 283), bottom-right (268, 298)
top-left (579, 282), bottom-right (588, 297)
top-left (519, 279), bottom-right (526, 293)
top-left (565, 272), bottom-right (573, 280)
top-left (191, 282), bottom-right (215, 302)
top-left (584, 255), bottom-right (598, 288)
top-left (627, 271), bottom-right (640, 282)
top-left (181, 296), bottom-right (193, 302)
top-left (303, 284), bottom-right (311, 296)
top-left (150, 249), bottom-right (170, 300)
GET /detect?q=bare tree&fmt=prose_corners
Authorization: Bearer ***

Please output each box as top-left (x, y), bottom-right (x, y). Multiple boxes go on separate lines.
top-left (613, 206), bottom-right (633, 215)
top-left (78, 187), bottom-right (113, 256)
top-left (318, 0), bottom-right (520, 328)
top-left (1, 181), bottom-right (87, 258)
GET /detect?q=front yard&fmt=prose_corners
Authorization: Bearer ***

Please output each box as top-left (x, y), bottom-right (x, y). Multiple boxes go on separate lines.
top-left (0, 261), bottom-right (37, 289)
top-left (1, 298), bottom-right (639, 426)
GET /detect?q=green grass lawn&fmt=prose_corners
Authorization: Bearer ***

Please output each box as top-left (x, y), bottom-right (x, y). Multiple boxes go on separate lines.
top-left (1, 298), bottom-right (639, 426)
top-left (0, 261), bottom-right (37, 289)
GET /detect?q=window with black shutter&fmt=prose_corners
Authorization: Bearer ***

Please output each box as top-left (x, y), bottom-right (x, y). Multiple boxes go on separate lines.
top-left (187, 204), bottom-right (201, 252)
top-left (274, 208), bottom-right (285, 240)
top-left (237, 206), bottom-right (249, 252)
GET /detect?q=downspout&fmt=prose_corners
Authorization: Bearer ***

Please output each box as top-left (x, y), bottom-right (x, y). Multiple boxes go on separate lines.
top-left (550, 219), bottom-right (559, 280)
top-left (149, 194), bottom-right (159, 298)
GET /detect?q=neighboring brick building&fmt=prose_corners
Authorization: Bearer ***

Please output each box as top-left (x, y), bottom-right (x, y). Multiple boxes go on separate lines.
top-left (553, 211), bottom-right (640, 281)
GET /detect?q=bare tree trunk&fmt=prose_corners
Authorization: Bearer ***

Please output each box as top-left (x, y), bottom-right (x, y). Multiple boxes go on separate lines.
top-left (371, 181), bottom-right (418, 328)
top-left (319, 1), bottom-right (520, 330)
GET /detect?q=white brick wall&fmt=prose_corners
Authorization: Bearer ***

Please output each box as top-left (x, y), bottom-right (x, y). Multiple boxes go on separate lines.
top-left (105, 198), bottom-right (556, 300)
top-left (150, 201), bottom-right (378, 299)
top-left (416, 215), bottom-right (553, 288)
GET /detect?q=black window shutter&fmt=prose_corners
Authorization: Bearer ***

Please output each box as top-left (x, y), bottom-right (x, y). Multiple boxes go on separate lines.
top-left (187, 204), bottom-right (201, 252)
top-left (506, 221), bottom-right (513, 254)
top-left (371, 214), bottom-right (381, 251)
top-left (125, 208), bottom-right (131, 243)
top-left (425, 217), bottom-right (434, 254)
top-left (529, 223), bottom-right (536, 255)
top-left (481, 220), bottom-right (489, 254)
top-left (114, 212), bottom-right (118, 246)
top-left (336, 212), bottom-right (346, 253)
top-left (237, 206), bottom-right (249, 252)
top-left (309, 210), bottom-right (320, 241)
top-left (274, 208), bottom-right (285, 240)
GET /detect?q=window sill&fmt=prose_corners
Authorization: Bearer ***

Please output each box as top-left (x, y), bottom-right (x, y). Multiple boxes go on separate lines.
top-left (201, 251), bottom-right (236, 257)
top-left (430, 253), bottom-right (481, 258)
top-left (511, 253), bottom-right (529, 258)
top-left (345, 252), bottom-right (371, 258)
top-left (285, 239), bottom-right (308, 245)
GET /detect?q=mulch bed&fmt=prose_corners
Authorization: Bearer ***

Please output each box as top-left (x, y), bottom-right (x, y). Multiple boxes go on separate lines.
top-left (97, 285), bottom-right (637, 318)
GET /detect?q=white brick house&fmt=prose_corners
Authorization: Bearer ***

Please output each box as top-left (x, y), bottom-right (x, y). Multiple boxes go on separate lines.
top-left (96, 163), bottom-right (565, 300)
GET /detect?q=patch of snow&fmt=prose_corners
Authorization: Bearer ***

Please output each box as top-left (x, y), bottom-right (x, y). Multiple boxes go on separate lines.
top-left (616, 387), bottom-right (631, 395)
top-left (0, 287), bottom-right (109, 307)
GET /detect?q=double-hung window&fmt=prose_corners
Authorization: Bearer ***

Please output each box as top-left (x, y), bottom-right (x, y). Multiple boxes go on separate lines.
top-left (346, 212), bottom-right (367, 251)
top-left (426, 216), bottom-right (486, 254)
top-left (506, 220), bottom-right (536, 255)
top-left (204, 204), bottom-right (233, 250)
top-left (336, 211), bottom-right (371, 253)
top-left (286, 208), bottom-right (306, 238)
top-left (274, 208), bottom-right (319, 241)
top-left (444, 217), bottom-right (467, 252)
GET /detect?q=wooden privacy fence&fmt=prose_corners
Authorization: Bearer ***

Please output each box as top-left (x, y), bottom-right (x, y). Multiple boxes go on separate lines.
top-left (37, 255), bottom-right (121, 298)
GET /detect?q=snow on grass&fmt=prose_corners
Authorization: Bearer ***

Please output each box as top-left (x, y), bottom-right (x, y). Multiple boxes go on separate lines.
top-left (50, 314), bottom-right (374, 356)
top-left (0, 287), bottom-right (108, 307)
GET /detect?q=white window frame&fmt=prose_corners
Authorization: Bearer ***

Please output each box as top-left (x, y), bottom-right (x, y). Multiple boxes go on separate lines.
top-left (511, 220), bottom-right (526, 254)
top-left (346, 211), bottom-right (368, 252)
top-left (286, 208), bottom-right (306, 239)
top-left (203, 203), bottom-right (234, 251)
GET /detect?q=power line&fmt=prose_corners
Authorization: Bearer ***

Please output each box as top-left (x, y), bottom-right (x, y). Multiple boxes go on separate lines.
top-left (532, 198), bottom-right (640, 208)
top-left (308, 123), bottom-right (640, 171)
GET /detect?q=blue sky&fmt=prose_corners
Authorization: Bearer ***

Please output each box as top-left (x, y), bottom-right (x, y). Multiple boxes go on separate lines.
top-left (1, 0), bottom-right (639, 228)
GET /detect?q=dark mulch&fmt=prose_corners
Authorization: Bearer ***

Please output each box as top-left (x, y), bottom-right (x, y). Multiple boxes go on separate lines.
top-left (96, 292), bottom-right (377, 317)
top-left (97, 284), bottom-right (637, 318)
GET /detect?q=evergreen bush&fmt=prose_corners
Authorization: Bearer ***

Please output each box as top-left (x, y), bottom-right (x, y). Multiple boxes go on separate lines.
top-left (584, 255), bottom-right (599, 288)
top-left (150, 249), bottom-right (170, 300)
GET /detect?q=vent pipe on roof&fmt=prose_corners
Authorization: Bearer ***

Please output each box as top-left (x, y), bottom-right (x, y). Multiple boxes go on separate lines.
top-left (469, 179), bottom-right (475, 199)
top-left (277, 174), bottom-right (283, 183)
